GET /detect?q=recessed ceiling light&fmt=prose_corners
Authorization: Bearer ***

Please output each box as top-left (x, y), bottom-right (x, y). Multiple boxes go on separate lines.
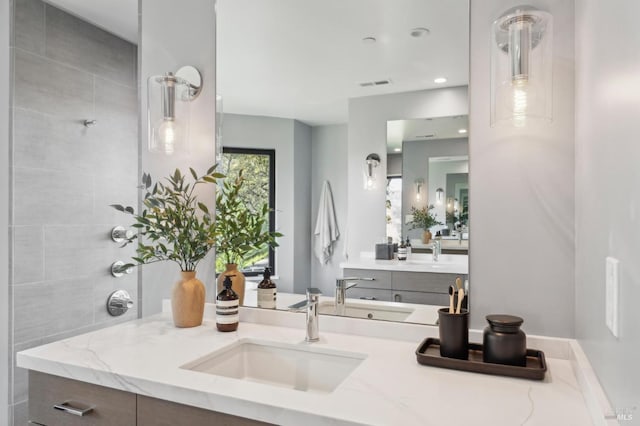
top-left (362, 37), bottom-right (377, 44)
top-left (394, 148), bottom-right (401, 152)
top-left (434, 77), bottom-right (447, 84)
top-left (458, 129), bottom-right (467, 134)
top-left (410, 27), bottom-right (430, 38)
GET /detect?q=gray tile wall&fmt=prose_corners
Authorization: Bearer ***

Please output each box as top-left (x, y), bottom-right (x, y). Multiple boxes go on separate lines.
top-left (9, 1), bottom-right (139, 424)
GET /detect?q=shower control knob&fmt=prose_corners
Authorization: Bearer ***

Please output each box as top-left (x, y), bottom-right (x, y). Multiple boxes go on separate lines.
top-left (111, 261), bottom-right (133, 278)
top-left (107, 290), bottom-right (134, 316)
top-left (111, 226), bottom-right (135, 243)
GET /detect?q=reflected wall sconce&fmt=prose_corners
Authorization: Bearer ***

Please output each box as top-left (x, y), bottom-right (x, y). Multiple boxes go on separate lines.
top-left (215, 94), bottom-right (223, 164)
top-left (364, 153), bottom-right (381, 190)
top-left (454, 198), bottom-right (460, 213)
top-left (436, 188), bottom-right (444, 204)
top-left (414, 179), bottom-right (424, 202)
top-left (147, 65), bottom-right (203, 154)
top-left (446, 197), bottom-right (454, 213)
top-left (491, 6), bottom-right (552, 127)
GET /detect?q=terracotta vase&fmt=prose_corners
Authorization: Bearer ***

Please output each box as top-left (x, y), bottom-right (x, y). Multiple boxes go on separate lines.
top-left (422, 230), bottom-right (432, 244)
top-left (171, 271), bottom-right (205, 328)
top-left (216, 263), bottom-right (246, 305)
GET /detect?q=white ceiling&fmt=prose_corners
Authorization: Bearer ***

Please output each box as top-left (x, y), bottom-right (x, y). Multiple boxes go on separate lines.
top-left (45, 0), bottom-right (469, 126)
top-left (45, 0), bottom-right (138, 43)
top-left (387, 116), bottom-right (469, 153)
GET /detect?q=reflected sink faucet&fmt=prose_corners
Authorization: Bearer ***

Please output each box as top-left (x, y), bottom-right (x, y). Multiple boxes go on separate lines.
top-left (426, 240), bottom-right (441, 261)
top-left (335, 277), bottom-right (375, 316)
top-left (288, 288), bottom-right (322, 342)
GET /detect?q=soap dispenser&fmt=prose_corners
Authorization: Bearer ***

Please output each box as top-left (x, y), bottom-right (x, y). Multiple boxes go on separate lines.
top-left (257, 267), bottom-right (276, 309)
top-left (216, 275), bottom-right (239, 332)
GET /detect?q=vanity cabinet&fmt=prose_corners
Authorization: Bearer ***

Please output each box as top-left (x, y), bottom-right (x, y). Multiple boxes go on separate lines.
top-left (28, 371), bottom-right (270, 426)
top-left (343, 268), bottom-right (466, 306)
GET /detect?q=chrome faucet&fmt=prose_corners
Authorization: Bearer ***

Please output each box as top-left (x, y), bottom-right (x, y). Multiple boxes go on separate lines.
top-left (335, 277), bottom-right (375, 316)
top-left (288, 288), bottom-right (322, 342)
top-left (426, 239), bottom-right (441, 261)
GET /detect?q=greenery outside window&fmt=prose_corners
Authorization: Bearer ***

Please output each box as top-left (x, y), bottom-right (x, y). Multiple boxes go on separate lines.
top-left (220, 148), bottom-right (276, 276)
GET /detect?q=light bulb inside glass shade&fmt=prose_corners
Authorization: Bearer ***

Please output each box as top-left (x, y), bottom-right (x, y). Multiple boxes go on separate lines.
top-left (416, 192), bottom-right (421, 202)
top-left (366, 176), bottom-right (375, 189)
top-left (512, 78), bottom-right (529, 127)
top-left (153, 119), bottom-right (183, 155)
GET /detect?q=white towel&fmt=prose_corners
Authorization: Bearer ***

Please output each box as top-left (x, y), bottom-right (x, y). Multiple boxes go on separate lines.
top-left (314, 181), bottom-right (340, 264)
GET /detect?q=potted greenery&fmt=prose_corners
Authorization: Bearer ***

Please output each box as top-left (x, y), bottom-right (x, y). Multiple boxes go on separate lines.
top-left (111, 166), bottom-right (223, 328)
top-left (214, 170), bottom-right (282, 305)
top-left (409, 205), bottom-right (442, 243)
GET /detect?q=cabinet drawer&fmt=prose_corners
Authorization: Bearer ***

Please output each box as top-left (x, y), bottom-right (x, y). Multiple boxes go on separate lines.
top-left (346, 287), bottom-right (393, 302)
top-left (392, 290), bottom-right (450, 306)
top-left (29, 371), bottom-right (136, 426)
top-left (137, 395), bottom-right (271, 426)
top-left (392, 272), bottom-right (464, 293)
top-left (342, 269), bottom-right (391, 290)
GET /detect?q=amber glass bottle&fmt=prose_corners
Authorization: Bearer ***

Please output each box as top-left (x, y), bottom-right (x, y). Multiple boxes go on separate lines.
top-left (216, 275), bottom-right (239, 332)
top-left (257, 267), bottom-right (277, 309)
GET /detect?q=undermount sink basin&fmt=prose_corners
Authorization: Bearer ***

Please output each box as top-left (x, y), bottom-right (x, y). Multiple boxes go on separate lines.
top-left (318, 301), bottom-right (413, 321)
top-left (181, 338), bottom-right (366, 393)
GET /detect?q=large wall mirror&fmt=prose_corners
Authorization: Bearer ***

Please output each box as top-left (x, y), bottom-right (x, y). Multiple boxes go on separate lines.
top-left (217, 0), bottom-right (469, 325)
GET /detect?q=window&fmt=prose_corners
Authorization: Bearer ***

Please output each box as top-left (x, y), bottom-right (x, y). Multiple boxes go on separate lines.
top-left (386, 176), bottom-right (402, 242)
top-left (220, 148), bottom-right (276, 276)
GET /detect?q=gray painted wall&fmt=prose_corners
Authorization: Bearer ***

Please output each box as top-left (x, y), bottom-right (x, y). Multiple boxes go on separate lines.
top-left (387, 153), bottom-right (402, 176)
top-left (347, 87), bottom-right (469, 258)
top-left (310, 124), bottom-right (348, 295)
top-left (220, 113), bottom-right (312, 294)
top-left (469, 0), bottom-right (575, 336)
top-left (401, 137), bottom-right (468, 238)
top-left (575, 0), bottom-right (640, 414)
top-left (139, 0), bottom-right (217, 314)
top-left (9, 1), bottom-right (139, 423)
top-left (1, 0), bottom-right (9, 423)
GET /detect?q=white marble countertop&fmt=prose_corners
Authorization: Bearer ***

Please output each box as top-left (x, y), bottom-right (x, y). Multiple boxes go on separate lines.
top-left (17, 305), bottom-right (595, 426)
top-left (341, 253), bottom-right (468, 274)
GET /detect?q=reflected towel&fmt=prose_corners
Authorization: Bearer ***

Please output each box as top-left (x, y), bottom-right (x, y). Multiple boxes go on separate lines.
top-left (314, 181), bottom-right (340, 264)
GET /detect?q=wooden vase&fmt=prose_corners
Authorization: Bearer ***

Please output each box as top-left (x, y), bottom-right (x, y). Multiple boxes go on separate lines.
top-left (422, 230), bottom-right (432, 244)
top-left (171, 271), bottom-right (205, 328)
top-left (216, 263), bottom-right (246, 305)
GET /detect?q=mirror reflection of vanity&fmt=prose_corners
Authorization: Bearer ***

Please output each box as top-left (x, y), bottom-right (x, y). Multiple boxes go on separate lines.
top-left (217, 0), bottom-right (470, 325)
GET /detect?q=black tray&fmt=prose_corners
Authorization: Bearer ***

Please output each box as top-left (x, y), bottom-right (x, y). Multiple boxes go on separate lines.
top-left (415, 338), bottom-right (547, 380)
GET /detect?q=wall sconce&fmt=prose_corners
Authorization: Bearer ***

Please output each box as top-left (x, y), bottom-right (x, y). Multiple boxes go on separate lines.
top-left (364, 153), bottom-right (380, 190)
top-left (446, 197), bottom-right (454, 213)
top-left (414, 179), bottom-right (424, 202)
top-left (435, 188), bottom-right (444, 204)
top-left (491, 6), bottom-right (552, 127)
top-left (454, 198), bottom-right (460, 213)
top-left (147, 65), bottom-right (202, 154)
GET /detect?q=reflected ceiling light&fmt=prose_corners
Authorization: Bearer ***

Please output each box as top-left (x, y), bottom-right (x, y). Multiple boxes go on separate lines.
top-left (434, 77), bottom-right (447, 84)
top-left (394, 148), bottom-right (401, 152)
top-left (436, 188), bottom-right (444, 204)
top-left (458, 128), bottom-right (467, 134)
top-left (491, 6), bottom-right (552, 127)
top-left (364, 153), bottom-right (381, 190)
top-left (147, 65), bottom-right (202, 155)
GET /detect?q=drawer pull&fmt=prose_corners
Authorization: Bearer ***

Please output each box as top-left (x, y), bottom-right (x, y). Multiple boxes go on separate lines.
top-left (359, 296), bottom-right (377, 300)
top-left (53, 402), bottom-right (94, 416)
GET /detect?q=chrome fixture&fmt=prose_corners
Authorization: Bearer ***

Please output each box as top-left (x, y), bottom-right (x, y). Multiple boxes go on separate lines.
top-left (107, 290), bottom-right (134, 316)
top-left (288, 288), bottom-right (322, 342)
top-left (426, 239), bottom-right (441, 261)
top-left (335, 277), bottom-right (375, 316)
top-left (364, 153), bottom-right (380, 190)
top-left (414, 179), bottom-right (424, 202)
top-left (110, 226), bottom-right (134, 243)
top-left (110, 261), bottom-right (133, 278)
top-left (148, 65), bottom-right (202, 155)
top-left (83, 119), bottom-right (96, 127)
top-left (491, 6), bottom-right (552, 127)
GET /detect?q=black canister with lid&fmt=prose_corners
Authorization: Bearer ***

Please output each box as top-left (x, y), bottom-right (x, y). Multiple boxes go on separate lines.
top-left (483, 314), bottom-right (527, 366)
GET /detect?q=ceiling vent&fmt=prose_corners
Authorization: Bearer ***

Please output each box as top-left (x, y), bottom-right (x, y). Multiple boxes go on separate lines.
top-left (359, 79), bottom-right (392, 87)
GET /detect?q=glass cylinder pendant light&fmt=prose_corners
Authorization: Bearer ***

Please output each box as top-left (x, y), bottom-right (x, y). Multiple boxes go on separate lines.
top-left (491, 6), bottom-right (552, 127)
top-left (147, 66), bottom-right (202, 155)
top-left (363, 153), bottom-right (380, 190)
